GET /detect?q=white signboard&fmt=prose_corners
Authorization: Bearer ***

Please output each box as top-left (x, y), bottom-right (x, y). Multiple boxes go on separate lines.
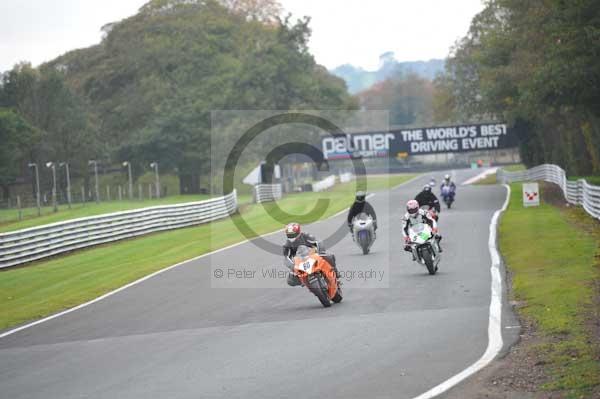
top-left (522, 182), bottom-right (540, 207)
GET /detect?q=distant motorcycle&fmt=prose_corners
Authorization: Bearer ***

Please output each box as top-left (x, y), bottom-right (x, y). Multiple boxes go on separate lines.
top-left (285, 246), bottom-right (342, 307)
top-left (406, 222), bottom-right (441, 275)
top-left (441, 186), bottom-right (455, 209)
top-left (352, 212), bottom-right (376, 255)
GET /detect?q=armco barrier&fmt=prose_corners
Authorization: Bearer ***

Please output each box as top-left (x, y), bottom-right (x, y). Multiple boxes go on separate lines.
top-left (339, 172), bottom-right (354, 183)
top-left (0, 191), bottom-right (238, 268)
top-left (497, 164), bottom-right (599, 219)
top-left (254, 184), bottom-right (282, 203)
top-left (312, 175), bottom-right (336, 192)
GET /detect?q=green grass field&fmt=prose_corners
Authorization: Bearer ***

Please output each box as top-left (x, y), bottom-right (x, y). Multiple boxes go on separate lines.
top-left (0, 174), bottom-right (414, 330)
top-left (499, 183), bottom-right (600, 397)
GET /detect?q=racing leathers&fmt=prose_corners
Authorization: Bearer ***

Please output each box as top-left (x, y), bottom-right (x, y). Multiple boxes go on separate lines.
top-left (284, 233), bottom-right (338, 285)
top-left (440, 181), bottom-right (456, 193)
top-left (415, 190), bottom-right (441, 213)
top-left (440, 181), bottom-right (457, 201)
top-left (283, 232), bottom-right (318, 260)
top-left (401, 209), bottom-right (443, 253)
top-left (347, 200), bottom-right (378, 232)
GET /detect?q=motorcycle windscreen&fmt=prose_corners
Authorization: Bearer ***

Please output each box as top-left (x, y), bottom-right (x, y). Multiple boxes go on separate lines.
top-left (295, 257), bottom-right (316, 274)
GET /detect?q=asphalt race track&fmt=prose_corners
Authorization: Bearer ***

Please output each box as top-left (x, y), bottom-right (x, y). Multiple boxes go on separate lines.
top-left (0, 169), bottom-right (515, 399)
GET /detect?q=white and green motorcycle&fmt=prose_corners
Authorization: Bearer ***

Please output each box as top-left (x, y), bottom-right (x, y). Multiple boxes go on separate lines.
top-left (407, 222), bottom-right (441, 275)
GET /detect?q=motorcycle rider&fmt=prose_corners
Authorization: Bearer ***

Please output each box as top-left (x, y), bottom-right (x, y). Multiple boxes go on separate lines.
top-left (402, 199), bottom-right (443, 254)
top-left (347, 191), bottom-right (377, 234)
top-left (440, 174), bottom-right (457, 199)
top-left (283, 222), bottom-right (338, 285)
top-left (415, 185), bottom-right (441, 214)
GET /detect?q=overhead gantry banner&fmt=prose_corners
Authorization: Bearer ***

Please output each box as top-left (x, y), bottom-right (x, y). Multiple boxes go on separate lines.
top-left (321, 123), bottom-right (517, 160)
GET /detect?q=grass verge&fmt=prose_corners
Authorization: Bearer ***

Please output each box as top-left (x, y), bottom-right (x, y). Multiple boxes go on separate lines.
top-left (0, 174), bottom-right (414, 330)
top-left (499, 182), bottom-right (600, 397)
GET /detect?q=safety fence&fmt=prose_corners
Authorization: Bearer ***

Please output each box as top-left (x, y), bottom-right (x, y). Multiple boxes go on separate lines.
top-left (254, 184), bottom-right (283, 203)
top-left (497, 164), bottom-right (600, 219)
top-left (312, 175), bottom-right (336, 192)
top-left (339, 172), bottom-right (354, 183)
top-left (254, 172), bottom-right (353, 204)
top-left (0, 191), bottom-right (238, 269)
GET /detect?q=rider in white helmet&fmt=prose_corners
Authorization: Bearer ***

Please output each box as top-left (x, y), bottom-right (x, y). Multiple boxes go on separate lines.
top-left (402, 199), bottom-right (442, 253)
top-left (440, 174), bottom-right (456, 193)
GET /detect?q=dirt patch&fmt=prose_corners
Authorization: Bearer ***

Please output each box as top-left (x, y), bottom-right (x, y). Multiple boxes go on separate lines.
top-left (539, 182), bottom-right (567, 208)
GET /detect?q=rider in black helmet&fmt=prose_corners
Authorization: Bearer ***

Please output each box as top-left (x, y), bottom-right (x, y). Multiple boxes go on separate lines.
top-left (415, 185), bottom-right (441, 213)
top-left (347, 191), bottom-right (377, 233)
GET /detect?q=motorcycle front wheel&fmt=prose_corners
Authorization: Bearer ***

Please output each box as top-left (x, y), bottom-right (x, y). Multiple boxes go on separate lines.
top-left (358, 232), bottom-right (370, 255)
top-left (420, 247), bottom-right (437, 275)
top-left (361, 241), bottom-right (370, 255)
top-left (332, 284), bottom-right (343, 303)
top-left (308, 274), bottom-right (331, 307)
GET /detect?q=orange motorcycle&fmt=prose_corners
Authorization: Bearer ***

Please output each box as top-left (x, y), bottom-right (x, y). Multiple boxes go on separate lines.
top-left (290, 245), bottom-right (343, 307)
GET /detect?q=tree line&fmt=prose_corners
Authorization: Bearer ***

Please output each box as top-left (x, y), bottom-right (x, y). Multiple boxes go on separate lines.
top-left (433, 0), bottom-right (600, 175)
top-left (0, 0), bottom-right (355, 200)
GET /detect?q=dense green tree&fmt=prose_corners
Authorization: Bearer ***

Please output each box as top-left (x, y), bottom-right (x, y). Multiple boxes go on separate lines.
top-left (41, 0), bottom-right (354, 192)
top-left (0, 108), bottom-right (38, 199)
top-left (0, 63), bottom-right (97, 195)
top-left (434, 0), bottom-right (600, 174)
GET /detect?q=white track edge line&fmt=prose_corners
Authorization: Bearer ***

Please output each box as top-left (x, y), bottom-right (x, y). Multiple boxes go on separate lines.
top-left (461, 168), bottom-right (498, 185)
top-left (410, 183), bottom-right (511, 399)
top-left (1, 175), bottom-right (421, 340)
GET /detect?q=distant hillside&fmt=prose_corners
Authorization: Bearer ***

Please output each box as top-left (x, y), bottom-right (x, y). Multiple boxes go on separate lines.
top-left (331, 52), bottom-right (445, 94)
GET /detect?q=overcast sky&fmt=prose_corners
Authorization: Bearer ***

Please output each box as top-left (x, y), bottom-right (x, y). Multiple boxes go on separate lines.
top-left (0, 0), bottom-right (485, 72)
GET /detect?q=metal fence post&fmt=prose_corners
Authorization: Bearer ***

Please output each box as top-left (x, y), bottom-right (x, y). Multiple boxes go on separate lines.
top-left (17, 195), bottom-right (22, 221)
